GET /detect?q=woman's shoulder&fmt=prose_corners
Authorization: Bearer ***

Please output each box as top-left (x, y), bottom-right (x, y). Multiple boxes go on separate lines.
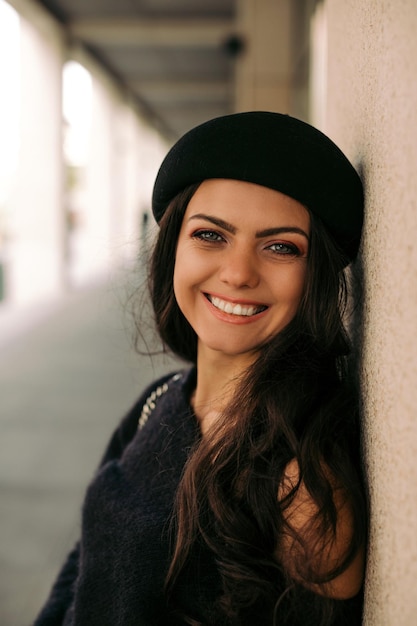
top-left (278, 457), bottom-right (365, 601)
top-left (98, 367), bottom-right (194, 466)
top-left (137, 370), bottom-right (188, 431)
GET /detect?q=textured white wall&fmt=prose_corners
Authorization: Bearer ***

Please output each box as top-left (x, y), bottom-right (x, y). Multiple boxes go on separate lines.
top-left (311, 1), bottom-right (417, 624)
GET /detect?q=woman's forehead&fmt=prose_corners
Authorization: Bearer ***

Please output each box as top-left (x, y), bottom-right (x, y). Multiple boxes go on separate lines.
top-left (184, 179), bottom-right (311, 232)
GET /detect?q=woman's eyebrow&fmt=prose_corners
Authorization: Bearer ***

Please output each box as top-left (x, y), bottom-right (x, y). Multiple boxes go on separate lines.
top-left (187, 214), bottom-right (309, 241)
top-left (187, 214), bottom-right (236, 233)
top-left (255, 226), bottom-right (310, 240)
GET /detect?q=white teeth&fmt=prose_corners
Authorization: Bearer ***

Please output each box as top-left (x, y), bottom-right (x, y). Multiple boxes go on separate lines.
top-left (209, 296), bottom-right (265, 317)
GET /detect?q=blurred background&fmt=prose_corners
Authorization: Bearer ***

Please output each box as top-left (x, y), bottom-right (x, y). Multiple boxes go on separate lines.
top-left (1, 1), bottom-right (417, 625)
top-left (0, 0), bottom-right (314, 312)
top-left (0, 2), bottom-right (316, 623)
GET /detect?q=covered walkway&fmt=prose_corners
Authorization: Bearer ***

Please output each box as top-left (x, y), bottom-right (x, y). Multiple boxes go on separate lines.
top-left (0, 274), bottom-right (179, 625)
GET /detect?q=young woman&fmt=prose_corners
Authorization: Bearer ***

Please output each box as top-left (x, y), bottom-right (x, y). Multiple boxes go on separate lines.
top-left (34, 112), bottom-right (367, 626)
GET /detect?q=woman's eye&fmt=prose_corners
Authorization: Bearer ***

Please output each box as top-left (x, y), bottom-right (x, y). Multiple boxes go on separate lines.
top-left (193, 230), bottom-right (224, 242)
top-left (268, 242), bottom-right (300, 255)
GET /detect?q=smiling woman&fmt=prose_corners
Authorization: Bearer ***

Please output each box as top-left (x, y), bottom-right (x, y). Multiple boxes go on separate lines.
top-left (34, 112), bottom-right (367, 626)
top-left (173, 180), bottom-right (310, 371)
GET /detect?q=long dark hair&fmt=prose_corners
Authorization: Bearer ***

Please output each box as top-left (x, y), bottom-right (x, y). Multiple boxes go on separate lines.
top-left (148, 185), bottom-right (366, 625)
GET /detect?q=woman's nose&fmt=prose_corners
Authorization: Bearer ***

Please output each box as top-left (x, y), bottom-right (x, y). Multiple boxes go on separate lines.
top-left (218, 247), bottom-right (260, 289)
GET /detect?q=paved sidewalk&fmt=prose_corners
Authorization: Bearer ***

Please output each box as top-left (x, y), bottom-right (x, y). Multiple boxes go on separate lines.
top-left (0, 274), bottom-right (179, 625)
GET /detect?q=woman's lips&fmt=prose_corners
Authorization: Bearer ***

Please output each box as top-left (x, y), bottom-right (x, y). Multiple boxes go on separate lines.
top-left (204, 293), bottom-right (268, 317)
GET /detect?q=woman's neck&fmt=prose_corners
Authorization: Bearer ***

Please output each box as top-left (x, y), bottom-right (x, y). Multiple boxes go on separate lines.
top-left (192, 346), bottom-right (255, 435)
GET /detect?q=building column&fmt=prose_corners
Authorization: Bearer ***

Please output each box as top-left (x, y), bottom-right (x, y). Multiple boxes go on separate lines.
top-left (234, 0), bottom-right (294, 113)
top-left (8, 0), bottom-right (65, 304)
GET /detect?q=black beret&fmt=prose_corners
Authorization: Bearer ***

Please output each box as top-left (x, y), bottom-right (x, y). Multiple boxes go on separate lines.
top-left (152, 111), bottom-right (363, 261)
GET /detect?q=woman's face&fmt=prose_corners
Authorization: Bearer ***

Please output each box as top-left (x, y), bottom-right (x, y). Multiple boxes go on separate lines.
top-left (173, 179), bottom-right (310, 366)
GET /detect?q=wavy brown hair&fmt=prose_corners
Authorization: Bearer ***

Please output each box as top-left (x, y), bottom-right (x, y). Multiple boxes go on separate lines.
top-left (147, 185), bottom-right (367, 625)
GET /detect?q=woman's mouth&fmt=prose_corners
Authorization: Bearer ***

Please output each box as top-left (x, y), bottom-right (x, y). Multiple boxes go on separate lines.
top-left (205, 294), bottom-right (268, 317)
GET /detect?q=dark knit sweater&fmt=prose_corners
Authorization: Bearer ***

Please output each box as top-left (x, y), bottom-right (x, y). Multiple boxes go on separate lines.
top-left (33, 367), bottom-right (363, 626)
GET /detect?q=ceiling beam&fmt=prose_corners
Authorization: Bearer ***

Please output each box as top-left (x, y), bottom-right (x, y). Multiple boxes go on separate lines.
top-left (69, 18), bottom-right (235, 47)
top-left (129, 80), bottom-right (231, 101)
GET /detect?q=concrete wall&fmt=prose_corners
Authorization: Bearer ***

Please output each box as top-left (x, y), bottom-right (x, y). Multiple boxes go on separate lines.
top-left (7, 0), bottom-right (66, 304)
top-left (234, 0), bottom-right (314, 119)
top-left (235, 0), bottom-right (293, 111)
top-left (311, 1), bottom-right (417, 624)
